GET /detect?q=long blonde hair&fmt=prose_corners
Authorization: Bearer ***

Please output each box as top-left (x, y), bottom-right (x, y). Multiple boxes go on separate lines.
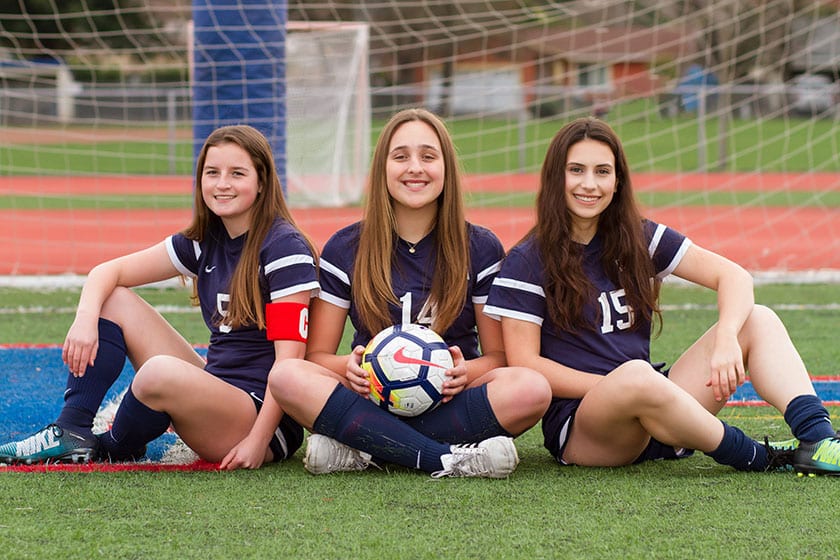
top-left (184, 125), bottom-right (315, 330)
top-left (353, 108), bottom-right (469, 335)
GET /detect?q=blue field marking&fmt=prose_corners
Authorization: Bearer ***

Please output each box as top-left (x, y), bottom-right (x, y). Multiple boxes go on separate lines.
top-left (0, 346), bottom-right (206, 462)
top-left (728, 378), bottom-right (840, 405)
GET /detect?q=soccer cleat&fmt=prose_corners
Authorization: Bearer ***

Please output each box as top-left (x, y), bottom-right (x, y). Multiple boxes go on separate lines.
top-left (0, 424), bottom-right (99, 465)
top-left (303, 434), bottom-right (373, 474)
top-left (763, 436), bottom-right (797, 472)
top-left (432, 435), bottom-right (519, 479)
top-left (793, 436), bottom-right (840, 476)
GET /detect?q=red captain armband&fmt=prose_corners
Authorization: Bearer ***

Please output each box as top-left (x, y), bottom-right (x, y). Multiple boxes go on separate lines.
top-left (266, 302), bottom-right (309, 342)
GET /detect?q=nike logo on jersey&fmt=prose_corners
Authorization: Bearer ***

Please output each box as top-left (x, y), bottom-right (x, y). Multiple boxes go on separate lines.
top-left (393, 347), bottom-right (443, 368)
top-left (205, 265), bottom-right (216, 273)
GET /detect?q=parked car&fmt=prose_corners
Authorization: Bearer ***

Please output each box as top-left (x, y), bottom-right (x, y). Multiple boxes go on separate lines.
top-left (789, 74), bottom-right (835, 116)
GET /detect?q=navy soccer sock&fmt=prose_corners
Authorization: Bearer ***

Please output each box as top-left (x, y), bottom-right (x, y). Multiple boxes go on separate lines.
top-left (784, 394), bottom-right (836, 443)
top-left (405, 384), bottom-right (510, 443)
top-left (56, 318), bottom-right (127, 436)
top-left (706, 421), bottom-right (768, 472)
top-left (98, 385), bottom-right (171, 457)
top-left (313, 384), bottom-right (452, 473)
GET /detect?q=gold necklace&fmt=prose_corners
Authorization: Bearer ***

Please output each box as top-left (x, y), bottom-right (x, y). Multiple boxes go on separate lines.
top-left (407, 240), bottom-right (418, 254)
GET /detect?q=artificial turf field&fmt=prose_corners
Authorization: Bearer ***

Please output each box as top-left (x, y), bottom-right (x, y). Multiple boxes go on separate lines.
top-left (1, 283), bottom-right (839, 559)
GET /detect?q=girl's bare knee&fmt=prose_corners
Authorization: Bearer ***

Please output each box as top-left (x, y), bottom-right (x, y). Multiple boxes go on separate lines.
top-left (495, 367), bottom-right (551, 416)
top-left (268, 358), bottom-right (309, 405)
top-left (612, 360), bottom-right (657, 381)
top-left (740, 304), bottom-right (786, 349)
top-left (100, 286), bottom-right (144, 324)
top-left (606, 360), bottom-right (668, 402)
top-left (132, 355), bottom-right (179, 399)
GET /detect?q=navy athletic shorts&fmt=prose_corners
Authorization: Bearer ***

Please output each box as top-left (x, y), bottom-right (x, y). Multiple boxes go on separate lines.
top-left (249, 391), bottom-right (304, 462)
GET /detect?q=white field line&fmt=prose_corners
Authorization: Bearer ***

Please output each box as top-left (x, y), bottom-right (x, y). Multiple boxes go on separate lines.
top-left (1, 274), bottom-right (837, 314)
top-left (660, 303), bottom-right (840, 311)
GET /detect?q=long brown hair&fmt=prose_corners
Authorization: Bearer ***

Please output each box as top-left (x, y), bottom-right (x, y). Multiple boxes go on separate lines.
top-left (184, 125), bottom-right (315, 330)
top-left (353, 108), bottom-right (469, 335)
top-left (533, 117), bottom-right (660, 333)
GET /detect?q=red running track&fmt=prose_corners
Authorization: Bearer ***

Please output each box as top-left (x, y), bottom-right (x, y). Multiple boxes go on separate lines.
top-left (1, 173), bottom-right (838, 274)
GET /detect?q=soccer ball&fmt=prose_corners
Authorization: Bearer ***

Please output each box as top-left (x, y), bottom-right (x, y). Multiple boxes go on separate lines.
top-left (362, 324), bottom-right (453, 417)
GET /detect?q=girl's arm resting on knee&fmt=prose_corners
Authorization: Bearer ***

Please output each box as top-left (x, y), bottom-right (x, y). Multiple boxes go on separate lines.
top-left (672, 244), bottom-right (754, 399)
top-left (500, 317), bottom-right (601, 399)
top-left (64, 242), bottom-right (180, 376)
top-left (78, 242), bottom-right (181, 315)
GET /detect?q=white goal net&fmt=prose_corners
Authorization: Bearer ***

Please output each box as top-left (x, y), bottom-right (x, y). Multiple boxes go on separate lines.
top-left (285, 22), bottom-right (370, 207)
top-left (0, 0), bottom-right (838, 278)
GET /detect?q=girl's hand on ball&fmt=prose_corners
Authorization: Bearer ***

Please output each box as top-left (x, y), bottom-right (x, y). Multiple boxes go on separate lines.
top-left (441, 345), bottom-right (468, 402)
top-left (345, 345), bottom-right (370, 396)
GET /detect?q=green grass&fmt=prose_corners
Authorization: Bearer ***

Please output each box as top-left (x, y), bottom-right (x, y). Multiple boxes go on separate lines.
top-left (446, 100), bottom-right (840, 174)
top-left (0, 140), bottom-right (194, 176)
top-left (1, 283), bottom-right (840, 558)
top-left (3, 100), bottom-right (840, 176)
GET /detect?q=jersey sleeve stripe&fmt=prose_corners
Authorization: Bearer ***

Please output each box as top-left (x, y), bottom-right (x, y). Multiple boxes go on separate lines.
top-left (648, 223), bottom-right (666, 256)
top-left (472, 294), bottom-right (488, 305)
top-left (270, 281), bottom-right (321, 301)
top-left (657, 238), bottom-right (693, 279)
top-left (476, 260), bottom-right (502, 283)
top-left (319, 258), bottom-right (350, 286)
top-left (317, 290), bottom-right (350, 309)
top-left (482, 304), bottom-right (544, 325)
top-left (264, 254), bottom-right (315, 274)
top-left (165, 236), bottom-right (195, 278)
top-left (491, 276), bottom-right (546, 297)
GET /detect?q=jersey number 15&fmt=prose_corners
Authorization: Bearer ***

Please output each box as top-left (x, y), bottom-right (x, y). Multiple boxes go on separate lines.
top-left (597, 288), bottom-right (634, 334)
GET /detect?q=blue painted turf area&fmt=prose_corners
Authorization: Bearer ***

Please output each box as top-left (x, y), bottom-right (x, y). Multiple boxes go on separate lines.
top-left (728, 378), bottom-right (840, 405)
top-left (2, 347), bottom-right (838, 462)
top-left (0, 347), bottom-right (205, 461)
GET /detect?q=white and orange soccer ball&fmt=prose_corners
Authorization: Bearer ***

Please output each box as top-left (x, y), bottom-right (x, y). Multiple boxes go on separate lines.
top-left (361, 324), bottom-right (453, 417)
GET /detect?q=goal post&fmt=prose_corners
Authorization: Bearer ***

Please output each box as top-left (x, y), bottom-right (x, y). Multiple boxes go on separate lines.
top-left (189, 14), bottom-right (370, 207)
top-left (285, 21), bottom-right (370, 207)
top-left (190, 0), bottom-right (288, 183)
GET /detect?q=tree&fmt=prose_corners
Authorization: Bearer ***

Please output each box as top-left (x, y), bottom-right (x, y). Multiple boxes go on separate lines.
top-left (0, 0), bottom-right (164, 58)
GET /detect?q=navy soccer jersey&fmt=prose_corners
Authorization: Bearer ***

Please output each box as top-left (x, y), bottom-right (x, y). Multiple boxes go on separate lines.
top-left (317, 221), bottom-right (504, 359)
top-left (484, 219), bottom-right (691, 375)
top-left (166, 218), bottom-right (319, 396)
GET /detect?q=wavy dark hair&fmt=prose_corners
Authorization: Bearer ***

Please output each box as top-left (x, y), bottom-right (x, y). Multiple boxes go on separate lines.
top-left (531, 117), bottom-right (660, 333)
